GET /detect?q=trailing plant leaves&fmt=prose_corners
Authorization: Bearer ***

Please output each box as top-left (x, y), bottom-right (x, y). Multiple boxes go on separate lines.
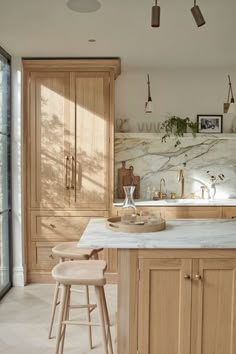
top-left (160, 115), bottom-right (197, 147)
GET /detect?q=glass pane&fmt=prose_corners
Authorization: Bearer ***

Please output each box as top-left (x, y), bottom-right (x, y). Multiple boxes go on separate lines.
top-left (0, 53), bottom-right (10, 135)
top-left (0, 134), bottom-right (10, 211)
top-left (0, 211), bottom-right (10, 294)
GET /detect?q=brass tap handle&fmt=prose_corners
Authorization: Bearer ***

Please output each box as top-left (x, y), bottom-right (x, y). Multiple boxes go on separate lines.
top-left (184, 274), bottom-right (191, 280)
top-left (200, 186), bottom-right (206, 199)
top-left (195, 274), bottom-right (202, 280)
top-left (70, 156), bottom-right (75, 190)
top-left (65, 156), bottom-right (70, 189)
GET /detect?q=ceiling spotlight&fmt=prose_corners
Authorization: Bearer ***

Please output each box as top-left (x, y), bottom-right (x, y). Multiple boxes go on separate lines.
top-left (224, 75), bottom-right (236, 114)
top-left (66, 0), bottom-right (101, 13)
top-left (145, 74), bottom-right (153, 113)
top-left (191, 0), bottom-right (206, 27)
top-left (151, 0), bottom-right (160, 28)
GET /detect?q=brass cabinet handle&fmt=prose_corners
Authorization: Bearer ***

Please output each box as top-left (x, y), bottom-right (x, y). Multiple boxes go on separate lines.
top-left (65, 156), bottom-right (70, 189)
top-left (184, 274), bottom-right (191, 279)
top-left (49, 224), bottom-right (56, 228)
top-left (70, 156), bottom-right (75, 190)
top-left (195, 274), bottom-right (202, 280)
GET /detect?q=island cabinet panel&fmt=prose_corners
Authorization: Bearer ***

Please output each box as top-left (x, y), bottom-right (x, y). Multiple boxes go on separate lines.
top-left (138, 258), bottom-right (192, 354)
top-left (192, 258), bottom-right (236, 354)
top-left (130, 252), bottom-right (236, 354)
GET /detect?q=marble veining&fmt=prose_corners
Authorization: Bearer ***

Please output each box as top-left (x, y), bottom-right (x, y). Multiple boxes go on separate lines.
top-left (78, 218), bottom-right (236, 249)
top-left (114, 133), bottom-right (236, 200)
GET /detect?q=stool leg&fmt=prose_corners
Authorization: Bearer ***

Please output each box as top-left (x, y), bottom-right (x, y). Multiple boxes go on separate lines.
top-left (48, 281), bottom-right (60, 339)
top-left (95, 286), bottom-right (109, 354)
top-left (101, 287), bottom-right (113, 354)
top-left (85, 285), bottom-right (93, 349)
top-left (59, 285), bottom-right (71, 354)
top-left (55, 284), bottom-right (67, 354)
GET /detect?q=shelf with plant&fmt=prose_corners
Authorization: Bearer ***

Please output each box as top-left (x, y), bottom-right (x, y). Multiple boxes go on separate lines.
top-left (160, 115), bottom-right (198, 147)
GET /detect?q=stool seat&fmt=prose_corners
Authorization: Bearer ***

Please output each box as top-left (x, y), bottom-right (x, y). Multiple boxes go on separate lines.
top-left (52, 260), bottom-right (107, 286)
top-left (52, 242), bottom-right (103, 260)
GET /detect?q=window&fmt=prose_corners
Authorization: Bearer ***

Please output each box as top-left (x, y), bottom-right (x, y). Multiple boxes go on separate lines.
top-left (0, 46), bottom-right (11, 299)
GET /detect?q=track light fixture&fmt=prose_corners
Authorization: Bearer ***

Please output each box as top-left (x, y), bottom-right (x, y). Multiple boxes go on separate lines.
top-left (145, 74), bottom-right (153, 113)
top-left (151, 0), bottom-right (206, 28)
top-left (152, 0), bottom-right (160, 28)
top-left (191, 0), bottom-right (206, 27)
top-left (224, 75), bottom-right (236, 114)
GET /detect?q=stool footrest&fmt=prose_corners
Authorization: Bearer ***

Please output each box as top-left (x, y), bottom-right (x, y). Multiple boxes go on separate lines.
top-left (62, 320), bottom-right (101, 327)
top-left (69, 304), bottom-right (96, 312)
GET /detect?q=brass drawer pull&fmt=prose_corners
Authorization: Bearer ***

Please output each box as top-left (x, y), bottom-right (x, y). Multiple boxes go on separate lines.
top-left (49, 254), bottom-right (54, 259)
top-left (195, 274), bottom-right (202, 280)
top-left (184, 274), bottom-right (191, 280)
top-left (65, 156), bottom-right (70, 190)
top-left (50, 224), bottom-right (56, 228)
top-left (70, 156), bottom-right (75, 190)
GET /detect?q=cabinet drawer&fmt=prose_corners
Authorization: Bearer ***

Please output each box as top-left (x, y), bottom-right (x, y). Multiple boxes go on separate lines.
top-left (30, 211), bottom-right (105, 241)
top-left (222, 207), bottom-right (236, 218)
top-left (30, 242), bottom-right (59, 271)
top-left (164, 206), bottom-right (222, 219)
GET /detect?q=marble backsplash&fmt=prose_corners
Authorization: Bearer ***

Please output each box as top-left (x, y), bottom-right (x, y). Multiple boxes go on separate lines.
top-left (114, 133), bottom-right (236, 200)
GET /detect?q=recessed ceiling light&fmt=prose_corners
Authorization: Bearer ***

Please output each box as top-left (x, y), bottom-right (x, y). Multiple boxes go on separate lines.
top-left (66, 0), bottom-right (101, 13)
top-left (88, 39), bottom-right (96, 42)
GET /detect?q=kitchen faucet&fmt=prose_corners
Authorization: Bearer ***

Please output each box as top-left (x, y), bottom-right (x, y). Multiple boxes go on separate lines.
top-left (158, 178), bottom-right (166, 199)
top-left (178, 169), bottom-right (185, 198)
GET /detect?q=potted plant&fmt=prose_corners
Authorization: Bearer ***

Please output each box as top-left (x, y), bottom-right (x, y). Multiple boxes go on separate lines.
top-left (160, 115), bottom-right (198, 148)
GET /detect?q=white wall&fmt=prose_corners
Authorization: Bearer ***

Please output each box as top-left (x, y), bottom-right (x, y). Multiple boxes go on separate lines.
top-left (11, 57), bottom-right (24, 286)
top-left (115, 69), bottom-right (236, 133)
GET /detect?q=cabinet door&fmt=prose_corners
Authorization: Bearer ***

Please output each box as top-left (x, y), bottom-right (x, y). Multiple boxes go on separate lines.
top-left (222, 207), bottom-right (236, 219)
top-left (29, 72), bottom-right (71, 209)
top-left (138, 258), bottom-right (192, 354)
top-left (70, 72), bottom-right (110, 210)
top-left (193, 259), bottom-right (236, 354)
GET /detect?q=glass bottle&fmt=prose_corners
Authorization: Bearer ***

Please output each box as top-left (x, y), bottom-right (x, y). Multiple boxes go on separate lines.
top-left (121, 186), bottom-right (137, 223)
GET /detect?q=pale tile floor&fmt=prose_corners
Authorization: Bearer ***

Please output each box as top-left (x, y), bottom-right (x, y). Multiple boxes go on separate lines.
top-left (0, 284), bottom-right (117, 354)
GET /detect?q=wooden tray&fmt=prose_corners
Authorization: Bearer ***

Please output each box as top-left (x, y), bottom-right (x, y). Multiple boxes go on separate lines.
top-left (106, 216), bottom-right (166, 233)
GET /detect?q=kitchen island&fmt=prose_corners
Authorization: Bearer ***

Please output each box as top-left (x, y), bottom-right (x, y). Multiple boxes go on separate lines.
top-left (79, 218), bottom-right (236, 354)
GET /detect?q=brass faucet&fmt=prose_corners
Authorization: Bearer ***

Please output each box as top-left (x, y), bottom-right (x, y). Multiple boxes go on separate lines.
top-left (158, 178), bottom-right (166, 199)
top-left (178, 169), bottom-right (184, 199)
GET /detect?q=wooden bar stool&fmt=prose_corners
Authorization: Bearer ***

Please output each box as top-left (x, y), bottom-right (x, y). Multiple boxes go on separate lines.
top-left (48, 241), bottom-right (103, 347)
top-left (52, 260), bottom-right (113, 354)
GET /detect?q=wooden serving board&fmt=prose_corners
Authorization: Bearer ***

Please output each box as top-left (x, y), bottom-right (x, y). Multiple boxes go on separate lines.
top-left (106, 216), bottom-right (166, 233)
top-left (117, 161), bottom-right (140, 199)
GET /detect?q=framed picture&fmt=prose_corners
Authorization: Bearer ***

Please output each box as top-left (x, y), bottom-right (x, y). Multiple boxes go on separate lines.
top-left (197, 114), bottom-right (223, 133)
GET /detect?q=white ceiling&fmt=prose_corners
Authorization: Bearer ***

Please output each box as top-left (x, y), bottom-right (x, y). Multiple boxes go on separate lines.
top-left (0, 0), bottom-right (236, 71)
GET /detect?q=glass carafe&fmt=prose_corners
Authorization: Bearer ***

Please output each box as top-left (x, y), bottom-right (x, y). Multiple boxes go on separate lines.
top-left (121, 186), bottom-right (137, 223)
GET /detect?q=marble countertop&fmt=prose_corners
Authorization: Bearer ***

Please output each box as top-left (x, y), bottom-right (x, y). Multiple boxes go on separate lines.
top-left (78, 218), bottom-right (236, 249)
top-left (113, 199), bottom-right (236, 206)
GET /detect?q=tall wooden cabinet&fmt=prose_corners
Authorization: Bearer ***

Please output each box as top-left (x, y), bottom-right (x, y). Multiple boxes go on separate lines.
top-left (23, 59), bottom-right (120, 282)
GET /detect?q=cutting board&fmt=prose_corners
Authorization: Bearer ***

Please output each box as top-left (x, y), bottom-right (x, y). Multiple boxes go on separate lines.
top-left (117, 161), bottom-right (140, 199)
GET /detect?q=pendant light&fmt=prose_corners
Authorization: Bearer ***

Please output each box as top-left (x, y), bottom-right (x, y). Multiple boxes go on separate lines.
top-left (224, 75), bottom-right (236, 114)
top-left (191, 0), bottom-right (206, 27)
top-left (151, 0), bottom-right (160, 28)
top-left (145, 74), bottom-right (153, 113)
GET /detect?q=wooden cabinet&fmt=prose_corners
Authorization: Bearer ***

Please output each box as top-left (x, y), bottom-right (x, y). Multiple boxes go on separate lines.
top-left (138, 258), bottom-right (192, 354)
top-left (192, 258), bottom-right (236, 354)
top-left (222, 206), bottom-right (236, 218)
top-left (117, 250), bottom-right (236, 354)
top-left (23, 59), bottom-right (120, 282)
top-left (130, 251), bottom-right (236, 354)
